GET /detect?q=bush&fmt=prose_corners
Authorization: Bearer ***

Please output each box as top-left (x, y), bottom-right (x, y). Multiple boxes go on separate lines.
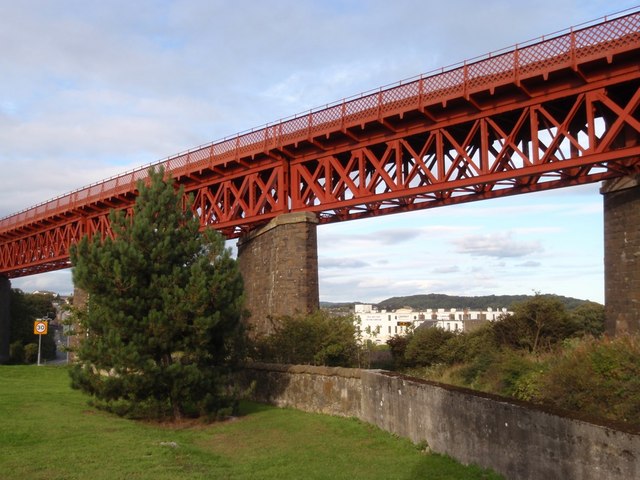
top-left (538, 335), bottom-right (640, 424)
top-left (568, 302), bottom-right (605, 337)
top-left (253, 311), bottom-right (361, 367)
top-left (386, 333), bottom-right (412, 369)
top-left (443, 348), bottom-right (545, 401)
top-left (492, 294), bottom-right (574, 353)
top-left (440, 324), bottom-right (497, 365)
top-left (489, 352), bottom-right (543, 399)
top-left (9, 341), bottom-right (24, 364)
top-left (453, 350), bottom-right (498, 388)
top-left (403, 327), bottom-right (455, 368)
top-left (24, 343), bottom-right (39, 364)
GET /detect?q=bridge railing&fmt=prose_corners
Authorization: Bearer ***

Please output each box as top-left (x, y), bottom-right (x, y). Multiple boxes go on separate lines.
top-left (1, 7), bottom-right (638, 234)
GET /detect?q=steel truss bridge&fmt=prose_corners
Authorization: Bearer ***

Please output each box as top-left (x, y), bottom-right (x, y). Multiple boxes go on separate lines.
top-left (1, 10), bottom-right (639, 278)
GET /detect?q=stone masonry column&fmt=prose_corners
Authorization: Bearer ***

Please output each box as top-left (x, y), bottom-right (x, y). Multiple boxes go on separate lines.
top-left (237, 212), bottom-right (319, 338)
top-left (601, 175), bottom-right (640, 336)
top-left (0, 276), bottom-right (10, 364)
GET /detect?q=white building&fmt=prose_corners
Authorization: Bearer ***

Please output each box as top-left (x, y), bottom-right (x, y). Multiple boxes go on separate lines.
top-left (354, 304), bottom-right (511, 344)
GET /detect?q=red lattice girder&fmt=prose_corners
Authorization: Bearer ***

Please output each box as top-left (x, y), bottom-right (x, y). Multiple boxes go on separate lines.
top-left (1, 11), bottom-right (639, 278)
top-left (289, 86), bottom-right (640, 219)
top-left (189, 162), bottom-right (286, 230)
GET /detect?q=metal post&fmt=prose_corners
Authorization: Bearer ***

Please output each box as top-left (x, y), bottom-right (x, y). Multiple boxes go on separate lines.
top-left (37, 332), bottom-right (42, 366)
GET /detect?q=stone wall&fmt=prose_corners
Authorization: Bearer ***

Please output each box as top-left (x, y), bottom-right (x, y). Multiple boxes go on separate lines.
top-left (241, 363), bottom-right (362, 418)
top-left (239, 363), bottom-right (640, 480)
top-left (237, 212), bottom-right (319, 337)
top-left (602, 175), bottom-right (640, 335)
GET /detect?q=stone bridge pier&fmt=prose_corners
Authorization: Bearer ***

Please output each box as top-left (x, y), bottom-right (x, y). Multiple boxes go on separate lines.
top-left (602, 175), bottom-right (640, 336)
top-left (237, 212), bottom-right (319, 338)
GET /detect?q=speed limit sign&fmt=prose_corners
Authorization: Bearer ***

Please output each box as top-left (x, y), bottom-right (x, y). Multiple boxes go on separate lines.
top-left (34, 320), bottom-right (48, 335)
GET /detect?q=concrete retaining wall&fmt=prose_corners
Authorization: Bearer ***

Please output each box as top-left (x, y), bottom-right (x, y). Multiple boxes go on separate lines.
top-left (240, 363), bottom-right (640, 480)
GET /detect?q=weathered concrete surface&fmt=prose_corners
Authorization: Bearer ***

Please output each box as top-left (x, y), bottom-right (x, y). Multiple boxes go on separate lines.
top-left (0, 276), bottom-right (10, 364)
top-left (240, 363), bottom-right (640, 480)
top-left (237, 212), bottom-right (319, 337)
top-left (239, 363), bottom-right (362, 418)
top-left (360, 371), bottom-right (639, 480)
top-left (602, 175), bottom-right (640, 335)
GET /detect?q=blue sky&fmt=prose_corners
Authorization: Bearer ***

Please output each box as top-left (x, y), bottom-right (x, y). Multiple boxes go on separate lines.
top-left (1, 0), bottom-right (635, 303)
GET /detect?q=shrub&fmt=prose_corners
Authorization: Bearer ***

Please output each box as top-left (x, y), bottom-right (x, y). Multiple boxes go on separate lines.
top-left (447, 349), bottom-right (545, 400)
top-left (453, 350), bottom-right (498, 388)
top-left (489, 351), bottom-right (544, 400)
top-left (254, 311), bottom-right (361, 367)
top-left (568, 302), bottom-right (605, 337)
top-left (538, 335), bottom-right (640, 424)
top-left (386, 333), bottom-right (412, 369)
top-left (492, 294), bottom-right (574, 353)
top-left (403, 327), bottom-right (455, 368)
top-left (440, 324), bottom-right (497, 365)
top-left (24, 343), bottom-right (39, 364)
top-left (9, 341), bottom-right (24, 364)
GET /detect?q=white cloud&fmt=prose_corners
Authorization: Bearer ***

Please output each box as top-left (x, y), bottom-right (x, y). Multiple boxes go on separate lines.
top-left (10, 270), bottom-right (73, 296)
top-left (320, 257), bottom-right (369, 269)
top-left (1, 0), bottom-right (622, 303)
top-left (454, 232), bottom-right (544, 258)
top-left (433, 266), bottom-right (460, 274)
top-left (517, 261), bottom-right (542, 268)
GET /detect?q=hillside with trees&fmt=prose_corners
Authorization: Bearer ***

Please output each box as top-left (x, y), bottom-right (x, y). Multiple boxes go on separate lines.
top-left (375, 293), bottom-right (596, 311)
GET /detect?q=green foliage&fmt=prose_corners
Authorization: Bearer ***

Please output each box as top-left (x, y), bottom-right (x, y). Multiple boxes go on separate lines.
top-left (455, 350), bottom-right (497, 387)
top-left (539, 335), bottom-right (640, 423)
top-left (440, 324), bottom-right (497, 365)
top-left (403, 327), bottom-right (455, 368)
top-left (253, 310), bottom-right (361, 367)
top-left (386, 333), bottom-right (412, 369)
top-left (24, 343), bottom-right (39, 364)
top-left (478, 352), bottom-right (542, 399)
top-left (568, 301), bottom-right (605, 337)
top-left (377, 293), bottom-right (592, 311)
top-left (69, 167), bottom-right (245, 420)
top-left (387, 294), bottom-right (636, 426)
top-left (389, 323), bottom-right (498, 372)
top-left (9, 341), bottom-right (24, 364)
top-left (492, 294), bottom-right (574, 353)
top-left (8, 289), bottom-right (57, 363)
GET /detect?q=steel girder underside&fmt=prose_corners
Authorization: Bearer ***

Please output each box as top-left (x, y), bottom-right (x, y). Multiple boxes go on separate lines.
top-left (1, 11), bottom-right (639, 278)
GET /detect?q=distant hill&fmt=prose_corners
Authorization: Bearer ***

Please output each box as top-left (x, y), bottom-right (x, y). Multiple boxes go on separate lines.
top-left (319, 301), bottom-right (356, 309)
top-left (374, 293), bottom-right (598, 311)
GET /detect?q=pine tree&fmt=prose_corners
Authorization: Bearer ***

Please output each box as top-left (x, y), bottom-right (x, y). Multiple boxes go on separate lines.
top-left (69, 168), bottom-right (245, 420)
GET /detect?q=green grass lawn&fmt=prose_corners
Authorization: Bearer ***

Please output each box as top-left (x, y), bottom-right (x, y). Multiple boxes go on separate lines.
top-left (0, 366), bottom-right (502, 479)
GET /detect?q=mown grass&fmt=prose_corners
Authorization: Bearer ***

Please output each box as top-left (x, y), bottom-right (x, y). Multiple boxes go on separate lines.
top-left (0, 366), bottom-right (502, 479)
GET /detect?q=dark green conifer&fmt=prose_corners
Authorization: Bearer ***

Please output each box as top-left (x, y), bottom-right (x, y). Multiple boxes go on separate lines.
top-left (69, 167), bottom-right (245, 420)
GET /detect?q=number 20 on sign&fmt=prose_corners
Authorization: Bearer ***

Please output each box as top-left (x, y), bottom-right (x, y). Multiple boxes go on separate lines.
top-left (34, 320), bottom-right (48, 335)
